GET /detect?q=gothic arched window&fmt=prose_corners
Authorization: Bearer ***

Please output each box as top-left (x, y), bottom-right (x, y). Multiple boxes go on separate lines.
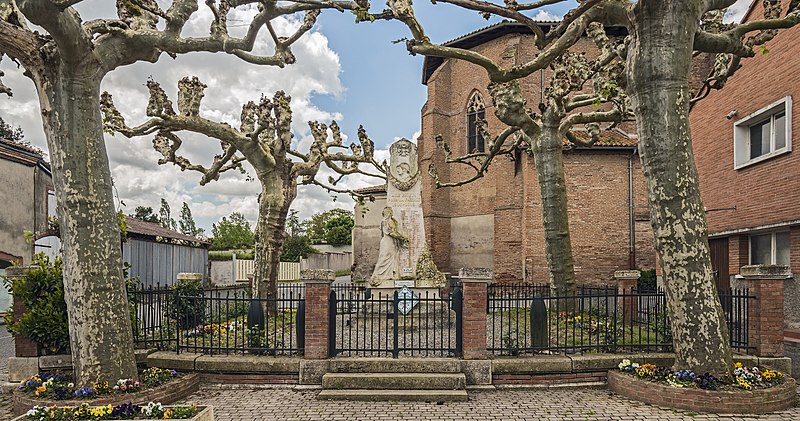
top-left (466, 92), bottom-right (486, 153)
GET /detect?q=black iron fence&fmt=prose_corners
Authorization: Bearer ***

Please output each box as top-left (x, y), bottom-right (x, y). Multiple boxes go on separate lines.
top-left (330, 287), bottom-right (462, 358)
top-left (487, 285), bottom-right (755, 356)
top-left (129, 283), bottom-right (305, 355)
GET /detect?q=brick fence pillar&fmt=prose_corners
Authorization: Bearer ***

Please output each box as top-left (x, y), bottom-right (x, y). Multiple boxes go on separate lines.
top-left (5, 266), bottom-right (40, 357)
top-left (459, 267), bottom-right (492, 360)
top-left (741, 265), bottom-right (789, 357)
top-left (302, 269), bottom-right (334, 359)
top-left (614, 270), bottom-right (640, 323)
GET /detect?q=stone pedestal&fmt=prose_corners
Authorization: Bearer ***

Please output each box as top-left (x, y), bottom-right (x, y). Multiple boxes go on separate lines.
top-left (615, 270), bottom-right (640, 323)
top-left (741, 265), bottom-right (789, 357)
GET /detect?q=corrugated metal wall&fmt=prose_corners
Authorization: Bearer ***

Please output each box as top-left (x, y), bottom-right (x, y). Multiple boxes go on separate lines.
top-left (122, 238), bottom-right (208, 287)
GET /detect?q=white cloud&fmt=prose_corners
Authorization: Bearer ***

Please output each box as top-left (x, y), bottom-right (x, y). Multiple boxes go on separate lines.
top-left (532, 10), bottom-right (561, 22)
top-left (0, 4), bottom-right (359, 231)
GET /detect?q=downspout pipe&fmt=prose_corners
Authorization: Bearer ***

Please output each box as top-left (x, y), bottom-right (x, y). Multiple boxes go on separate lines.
top-left (628, 148), bottom-right (637, 270)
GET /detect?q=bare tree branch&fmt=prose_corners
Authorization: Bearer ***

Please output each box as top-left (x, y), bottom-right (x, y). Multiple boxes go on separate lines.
top-left (428, 127), bottom-right (523, 188)
top-left (435, 0), bottom-right (546, 46)
top-left (691, 1), bottom-right (800, 106)
top-left (17, 0), bottom-right (92, 64)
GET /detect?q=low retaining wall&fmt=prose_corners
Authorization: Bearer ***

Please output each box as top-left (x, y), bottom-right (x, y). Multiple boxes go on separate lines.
top-left (491, 354), bottom-right (792, 386)
top-left (608, 371), bottom-right (797, 414)
top-left (13, 373), bottom-right (200, 415)
top-left (144, 352), bottom-right (794, 389)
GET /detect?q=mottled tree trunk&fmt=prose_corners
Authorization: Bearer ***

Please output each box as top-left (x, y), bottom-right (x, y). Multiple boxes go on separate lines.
top-left (627, 1), bottom-right (732, 376)
top-left (532, 110), bottom-right (577, 299)
top-left (34, 59), bottom-right (138, 386)
top-left (489, 81), bottom-right (577, 298)
top-left (254, 170), bottom-right (296, 315)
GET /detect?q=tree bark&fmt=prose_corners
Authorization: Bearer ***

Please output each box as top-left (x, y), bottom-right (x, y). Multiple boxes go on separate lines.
top-left (626, 1), bottom-right (732, 376)
top-left (488, 81), bottom-right (578, 298)
top-left (531, 109), bottom-right (577, 299)
top-left (253, 169), bottom-right (296, 315)
top-left (33, 58), bottom-right (138, 385)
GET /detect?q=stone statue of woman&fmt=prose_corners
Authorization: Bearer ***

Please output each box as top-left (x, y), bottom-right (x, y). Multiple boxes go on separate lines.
top-left (370, 206), bottom-right (409, 284)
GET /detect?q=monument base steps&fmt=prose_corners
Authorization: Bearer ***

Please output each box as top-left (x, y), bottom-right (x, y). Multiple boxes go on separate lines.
top-left (317, 388), bottom-right (468, 402)
top-left (321, 372), bottom-right (465, 390)
top-left (318, 364), bottom-right (468, 401)
top-left (326, 357), bottom-right (461, 373)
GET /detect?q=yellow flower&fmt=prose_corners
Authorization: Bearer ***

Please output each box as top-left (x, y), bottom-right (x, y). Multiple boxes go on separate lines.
top-left (35, 385), bottom-right (46, 396)
top-left (735, 362), bottom-right (743, 368)
top-left (163, 408), bottom-right (173, 419)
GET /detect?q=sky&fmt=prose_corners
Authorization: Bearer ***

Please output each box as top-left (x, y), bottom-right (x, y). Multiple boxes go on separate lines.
top-left (0, 0), bottom-right (752, 233)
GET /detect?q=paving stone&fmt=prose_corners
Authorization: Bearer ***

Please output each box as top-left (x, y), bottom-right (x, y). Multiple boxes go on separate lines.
top-left (177, 385), bottom-right (800, 420)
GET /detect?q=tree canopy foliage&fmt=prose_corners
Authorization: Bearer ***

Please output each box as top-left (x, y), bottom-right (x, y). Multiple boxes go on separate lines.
top-left (303, 208), bottom-right (354, 244)
top-left (129, 206), bottom-right (158, 224)
top-left (210, 212), bottom-right (255, 251)
top-left (0, 116), bottom-right (24, 142)
top-left (178, 202), bottom-right (205, 238)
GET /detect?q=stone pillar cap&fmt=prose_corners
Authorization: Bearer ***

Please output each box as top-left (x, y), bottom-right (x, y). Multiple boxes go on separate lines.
top-left (458, 267), bottom-right (493, 281)
top-left (4, 266), bottom-right (39, 277)
top-left (740, 265), bottom-right (792, 278)
top-left (177, 272), bottom-right (203, 281)
top-left (614, 270), bottom-right (641, 280)
top-left (301, 269), bottom-right (335, 282)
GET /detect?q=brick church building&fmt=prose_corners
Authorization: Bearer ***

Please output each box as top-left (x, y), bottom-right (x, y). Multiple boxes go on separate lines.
top-left (416, 21), bottom-right (657, 285)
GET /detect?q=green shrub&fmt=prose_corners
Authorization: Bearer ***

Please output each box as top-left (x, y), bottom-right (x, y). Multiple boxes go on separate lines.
top-left (167, 278), bottom-right (205, 329)
top-left (638, 268), bottom-right (657, 292)
top-left (208, 250), bottom-right (255, 261)
top-left (2, 255), bottom-right (145, 354)
top-left (2, 254), bottom-right (70, 354)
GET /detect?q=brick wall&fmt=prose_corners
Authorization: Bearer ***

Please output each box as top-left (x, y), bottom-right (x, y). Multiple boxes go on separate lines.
top-left (420, 31), bottom-right (658, 285)
top-left (742, 266), bottom-right (788, 357)
top-left (461, 280), bottom-right (488, 359)
top-left (304, 280), bottom-right (332, 359)
top-left (691, 1), bottom-right (800, 275)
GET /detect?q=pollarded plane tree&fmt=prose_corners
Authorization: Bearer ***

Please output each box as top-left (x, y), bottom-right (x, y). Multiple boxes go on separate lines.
top-left (379, 0), bottom-right (800, 376)
top-left (424, 18), bottom-right (631, 299)
top-left (615, 0), bottom-right (800, 377)
top-left (0, 0), bottom-right (369, 386)
top-left (101, 76), bottom-right (385, 312)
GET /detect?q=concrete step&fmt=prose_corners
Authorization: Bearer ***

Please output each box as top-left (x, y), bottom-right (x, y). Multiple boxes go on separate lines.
top-left (327, 358), bottom-right (461, 373)
top-left (317, 389), bottom-right (469, 402)
top-left (322, 372), bottom-right (466, 390)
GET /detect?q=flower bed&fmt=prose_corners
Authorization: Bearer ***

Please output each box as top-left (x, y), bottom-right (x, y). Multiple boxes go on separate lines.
top-left (13, 370), bottom-right (200, 415)
top-left (12, 404), bottom-right (213, 421)
top-left (609, 360), bottom-right (796, 414)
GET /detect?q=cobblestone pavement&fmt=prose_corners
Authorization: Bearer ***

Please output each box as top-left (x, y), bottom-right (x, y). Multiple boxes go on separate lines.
top-left (180, 386), bottom-right (800, 421)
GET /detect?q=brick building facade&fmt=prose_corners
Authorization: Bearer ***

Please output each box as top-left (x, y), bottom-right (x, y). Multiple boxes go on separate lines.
top-left (690, 1), bottom-right (800, 328)
top-left (418, 22), bottom-right (657, 285)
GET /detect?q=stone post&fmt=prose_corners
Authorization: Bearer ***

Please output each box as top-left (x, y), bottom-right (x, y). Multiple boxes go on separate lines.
top-left (177, 272), bottom-right (203, 285)
top-left (459, 267), bottom-right (491, 360)
top-left (6, 266), bottom-right (41, 382)
top-left (614, 270), bottom-right (640, 323)
top-left (302, 269), bottom-right (334, 359)
top-left (741, 265), bottom-right (789, 357)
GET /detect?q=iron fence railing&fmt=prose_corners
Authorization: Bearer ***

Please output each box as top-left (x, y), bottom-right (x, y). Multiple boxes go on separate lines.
top-left (330, 287), bottom-right (462, 358)
top-left (129, 283), bottom-right (305, 355)
top-left (487, 285), bottom-right (755, 356)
